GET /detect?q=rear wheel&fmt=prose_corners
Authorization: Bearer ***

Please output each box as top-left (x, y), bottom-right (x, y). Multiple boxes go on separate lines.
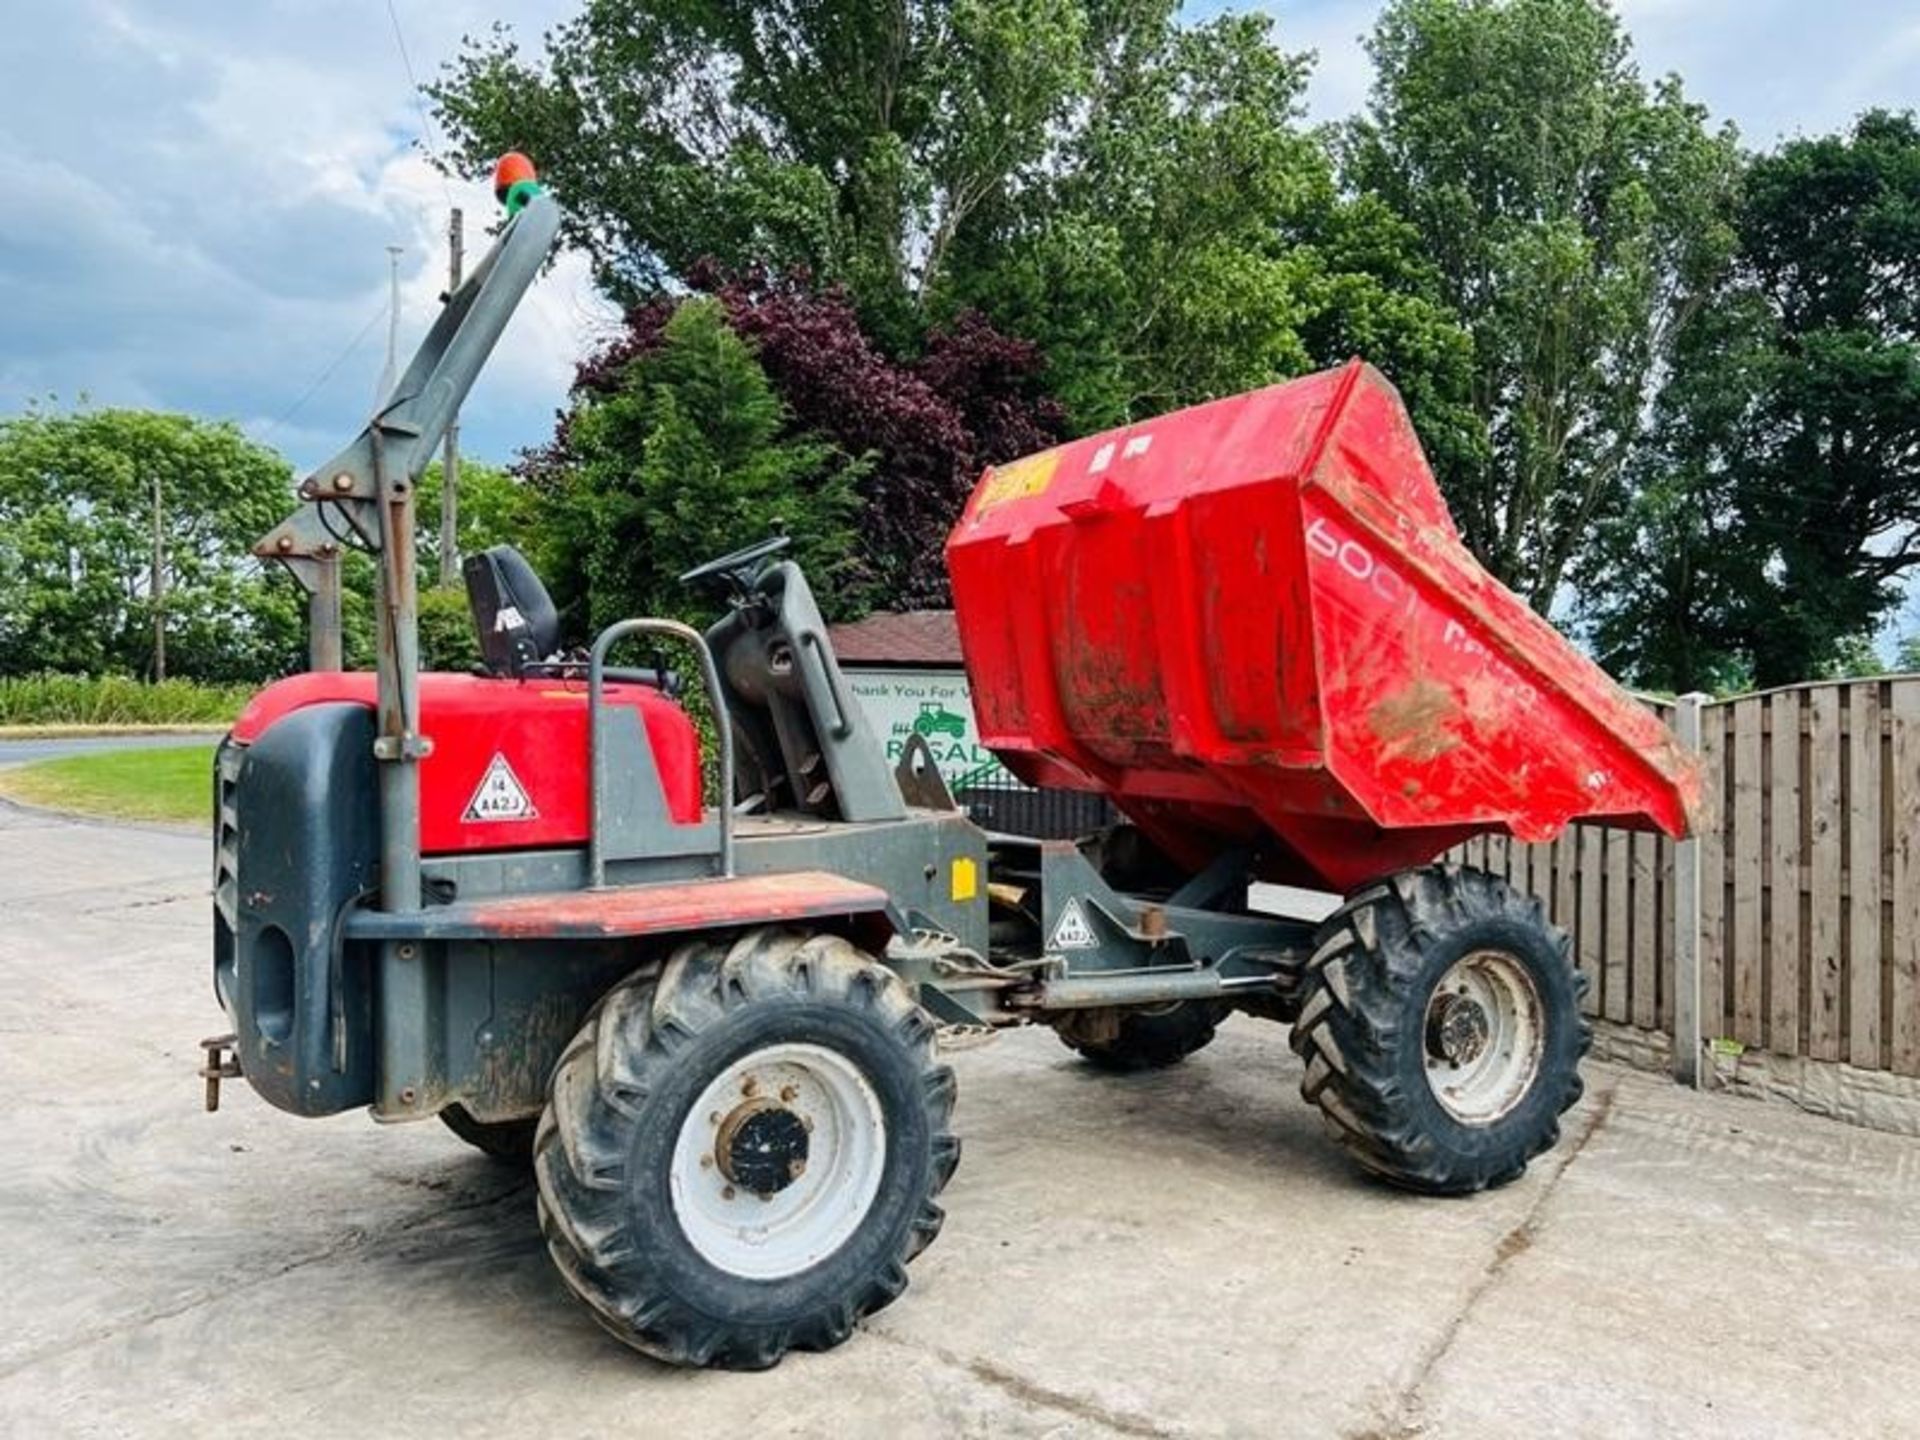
top-left (536, 928), bottom-right (959, 1369)
top-left (1289, 865), bottom-right (1588, 1195)
top-left (1053, 1000), bottom-right (1230, 1071)
top-left (439, 1104), bottom-right (537, 1163)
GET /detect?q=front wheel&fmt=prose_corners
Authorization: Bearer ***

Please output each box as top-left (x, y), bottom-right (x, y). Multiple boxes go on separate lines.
top-left (536, 928), bottom-right (959, 1369)
top-left (1289, 865), bottom-right (1589, 1195)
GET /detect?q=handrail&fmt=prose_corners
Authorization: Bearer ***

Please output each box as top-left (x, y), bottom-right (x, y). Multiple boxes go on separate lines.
top-left (588, 618), bottom-right (735, 887)
top-left (795, 628), bottom-right (855, 740)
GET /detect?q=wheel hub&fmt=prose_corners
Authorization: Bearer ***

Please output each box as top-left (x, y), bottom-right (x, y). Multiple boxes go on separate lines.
top-left (1420, 949), bottom-right (1546, 1125)
top-left (1426, 992), bottom-right (1492, 1067)
top-left (715, 1099), bottom-right (811, 1196)
top-left (669, 1043), bottom-right (888, 1280)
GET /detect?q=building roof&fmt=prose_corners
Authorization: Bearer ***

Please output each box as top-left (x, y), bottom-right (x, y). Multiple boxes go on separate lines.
top-left (827, 609), bottom-right (962, 667)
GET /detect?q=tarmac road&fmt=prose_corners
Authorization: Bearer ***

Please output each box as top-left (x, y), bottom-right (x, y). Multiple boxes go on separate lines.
top-left (0, 732), bottom-right (219, 765)
top-left (1, 801), bottom-right (1915, 1438)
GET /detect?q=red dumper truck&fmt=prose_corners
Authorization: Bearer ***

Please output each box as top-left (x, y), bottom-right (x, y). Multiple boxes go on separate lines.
top-left (203, 158), bottom-right (1698, 1368)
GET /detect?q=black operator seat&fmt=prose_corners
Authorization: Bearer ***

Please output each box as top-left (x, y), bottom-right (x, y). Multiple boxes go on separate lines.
top-left (463, 545), bottom-right (562, 677)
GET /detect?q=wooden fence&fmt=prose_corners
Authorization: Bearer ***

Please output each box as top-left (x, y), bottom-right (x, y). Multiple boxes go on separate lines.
top-left (1446, 677), bottom-right (1920, 1080)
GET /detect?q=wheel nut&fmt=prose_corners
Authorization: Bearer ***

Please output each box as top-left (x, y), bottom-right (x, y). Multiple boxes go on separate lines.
top-left (721, 1185), bottom-right (736, 1200)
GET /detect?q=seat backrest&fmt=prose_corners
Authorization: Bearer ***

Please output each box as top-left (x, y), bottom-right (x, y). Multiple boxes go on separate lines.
top-left (463, 545), bottom-right (562, 676)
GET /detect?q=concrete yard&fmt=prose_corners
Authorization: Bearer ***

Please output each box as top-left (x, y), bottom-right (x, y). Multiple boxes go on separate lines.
top-left (2, 801), bottom-right (1915, 1438)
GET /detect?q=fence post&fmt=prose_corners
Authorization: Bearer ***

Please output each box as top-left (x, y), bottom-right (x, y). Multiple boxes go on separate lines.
top-left (1671, 692), bottom-right (1709, 1088)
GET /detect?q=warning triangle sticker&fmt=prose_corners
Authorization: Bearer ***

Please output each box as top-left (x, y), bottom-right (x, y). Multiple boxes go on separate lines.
top-left (1048, 897), bottom-right (1098, 951)
top-left (463, 753), bottom-right (538, 823)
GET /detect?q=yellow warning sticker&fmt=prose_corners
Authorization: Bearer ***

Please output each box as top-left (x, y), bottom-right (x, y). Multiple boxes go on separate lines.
top-left (973, 449), bottom-right (1060, 515)
top-left (950, 857), bottom-right (979, 902)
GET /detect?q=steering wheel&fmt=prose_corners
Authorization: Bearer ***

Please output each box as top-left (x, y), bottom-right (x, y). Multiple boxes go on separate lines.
top-left (678, 535), bottom-right (791, 594)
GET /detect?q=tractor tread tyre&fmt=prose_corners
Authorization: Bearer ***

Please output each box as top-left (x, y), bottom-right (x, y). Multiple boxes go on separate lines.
top-left (1288, 865), bottom-right (1590, 1196)
top-left (1058, 1001), bottom-right (1231, 1072)
top-left (535, 927), bottom-right (959, 1370)
top-left (439, 1105), bottom-right (538, 1164)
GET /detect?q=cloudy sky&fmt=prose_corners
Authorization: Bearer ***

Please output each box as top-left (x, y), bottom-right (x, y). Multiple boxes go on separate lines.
top-left (3, 0), bottom-right (1918, 479)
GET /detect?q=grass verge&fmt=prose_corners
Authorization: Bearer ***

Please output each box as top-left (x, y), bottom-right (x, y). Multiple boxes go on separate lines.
top-left (0, 746), bottom-right (215, 825)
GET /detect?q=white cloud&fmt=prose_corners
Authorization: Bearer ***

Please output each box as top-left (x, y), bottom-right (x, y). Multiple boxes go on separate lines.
top-left (1258, 1), bottom-right (1381, 122)
top-left (7, 0), bottom-right (1918, 484)
top-left (0, 0), bottom-right (585, 471)
top-left (1231, 0), bottom-right (1920, 143)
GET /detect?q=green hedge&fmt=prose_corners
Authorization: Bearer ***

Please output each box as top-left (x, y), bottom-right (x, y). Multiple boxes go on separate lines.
top-left (0, 674), bottom-right (253, 726)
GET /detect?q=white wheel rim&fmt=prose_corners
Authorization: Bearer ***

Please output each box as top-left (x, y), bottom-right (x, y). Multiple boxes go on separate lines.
top-left (669, 1042), bottom-right (887, 1281)
top-left (1422, 950), bottom-right (1545, 1125)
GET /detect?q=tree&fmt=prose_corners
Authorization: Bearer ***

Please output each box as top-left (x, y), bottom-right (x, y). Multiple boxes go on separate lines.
top-left (0, 407), bottom-right (302, 682)
top-left (1896, 631), bottom-right (1920, 675)
top-left (522, 298), bottom-right (864, 633)
top-left (703, 273), bottom-right (1064, 603)
top-left (432, 3), bottom-right (1481, 457)
top-left (1591, 111), bottom-right (1920, 689)
top-left (937, 11), bottom-right (1479, 465)
top-left (405, 460), bottom-right (531, 673)
top-left (414, 458), bottom-right (533, 578)
top-left (429, 0), bottom-right (1103, 346)
top-left (417, 585), bottom-right (483, 673)
top-left (1349, 0), bottom-right (1742, 612)
top-left (1581, 291), bottom-right (1768, 693)
top-left (1716, 112), bottom-right (1920, 686)
top-left (560, 273), bottom-right (1063, 606)
top-left (1824, 634), bottom-right (1888, 681)
top-left (948, 12), bottom-right (1319, 426)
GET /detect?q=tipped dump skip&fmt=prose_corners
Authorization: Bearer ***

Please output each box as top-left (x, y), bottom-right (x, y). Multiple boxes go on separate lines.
top-left (946, 361), bottom-right (1700, 893)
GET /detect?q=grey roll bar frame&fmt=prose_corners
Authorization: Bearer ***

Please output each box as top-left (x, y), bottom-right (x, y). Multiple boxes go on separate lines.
top-left (587, 618), bottom-right (736, 888)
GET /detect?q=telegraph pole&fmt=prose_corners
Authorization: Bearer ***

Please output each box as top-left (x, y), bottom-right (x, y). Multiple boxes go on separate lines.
top-left (151, 472), bottom-right (166, 682)
top-left (378, 244), bottom-right (404, 405)
top-left (439, 207), bottom-right (463, 585)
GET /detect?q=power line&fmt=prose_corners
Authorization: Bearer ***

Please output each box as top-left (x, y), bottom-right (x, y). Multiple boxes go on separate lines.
top-left (383, 0), bottom-right (458, 210)
top-left (258, 300), bottom-right (390, 445)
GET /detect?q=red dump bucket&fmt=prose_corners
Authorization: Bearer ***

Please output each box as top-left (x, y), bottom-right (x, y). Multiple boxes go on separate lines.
top-left (945, 361), bottom-right (1699, 893)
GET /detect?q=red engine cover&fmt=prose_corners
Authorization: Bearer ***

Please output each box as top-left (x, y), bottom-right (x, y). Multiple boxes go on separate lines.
top-left (946, 361), bottom-right (1699, 893)
top-left (231, 672), bottom-right (703, 854)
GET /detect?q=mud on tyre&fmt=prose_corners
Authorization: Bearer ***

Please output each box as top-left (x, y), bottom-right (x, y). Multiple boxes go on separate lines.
top-left (535, 927), bottom-right (959, 1369)
top-left (1289, 865), bottom-right (1589, 1195)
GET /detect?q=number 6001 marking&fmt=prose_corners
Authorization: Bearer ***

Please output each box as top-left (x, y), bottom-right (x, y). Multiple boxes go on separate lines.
top-left (1305, 516), bottom-right (1405, 606)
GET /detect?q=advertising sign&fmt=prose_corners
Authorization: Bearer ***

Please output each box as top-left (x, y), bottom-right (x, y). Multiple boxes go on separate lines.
top-left (841, 667), bottom-right (1019, 790)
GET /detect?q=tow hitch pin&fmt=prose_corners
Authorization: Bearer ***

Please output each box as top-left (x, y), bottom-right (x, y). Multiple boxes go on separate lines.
top-left (199, 1034), bottom-right (241, 1112)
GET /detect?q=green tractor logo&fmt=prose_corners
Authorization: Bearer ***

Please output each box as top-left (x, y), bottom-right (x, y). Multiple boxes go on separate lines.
top-left (912, 701), bottom-right (967, 740)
